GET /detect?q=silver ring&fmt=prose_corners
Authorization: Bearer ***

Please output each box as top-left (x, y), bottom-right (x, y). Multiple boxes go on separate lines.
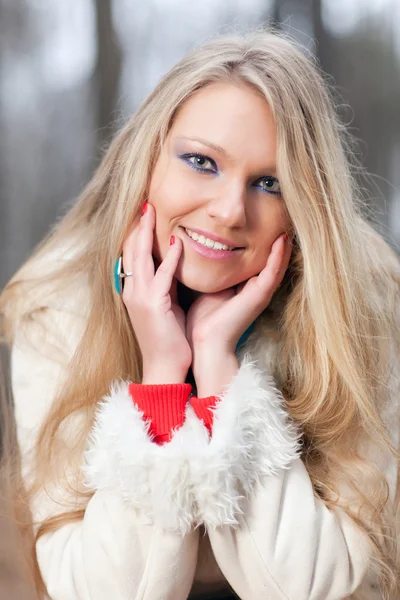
top-left (114, 255), bottom-right (133, 295)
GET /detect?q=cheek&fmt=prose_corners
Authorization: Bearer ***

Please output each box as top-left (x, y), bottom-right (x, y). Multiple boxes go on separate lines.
top-left (149, 165), bottom-right (198, 219)
top-left (148, 166), bottom-right (202, 261)
top-left (247, 206), bottom-right (290, 269)
top-left (149, 171), bottom-right (175, 214)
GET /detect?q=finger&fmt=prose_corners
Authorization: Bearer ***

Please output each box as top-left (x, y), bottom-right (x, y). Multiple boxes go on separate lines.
top-left (153, 235), bottom-right (183, 298)
top-left (121, 212), bottom-right (140, 255)
top-left (228, 234), bottom-right (290, 316)
top-left (136, 203), bottom-right (156, 260)
top-left (257, 233), bottom-right (291, 293)
top-left (119, 217), bottom-right (140, 295)
top-left (124, 204), bottom-right (155, 288)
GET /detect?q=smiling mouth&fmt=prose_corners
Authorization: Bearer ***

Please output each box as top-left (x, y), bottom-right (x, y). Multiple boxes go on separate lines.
top-left (180, 226), bottom-right (244, 251)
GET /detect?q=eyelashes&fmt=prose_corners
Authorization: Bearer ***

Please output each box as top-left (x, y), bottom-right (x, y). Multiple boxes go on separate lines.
top-left (179, 152), bottom-right (217, 173)
top-left (178, 152), bottom-right (281, 196)
top-left (257, 176), bottom-right (281, 195)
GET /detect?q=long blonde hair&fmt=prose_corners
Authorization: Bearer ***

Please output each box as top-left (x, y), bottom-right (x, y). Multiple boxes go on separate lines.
top-left (1, 28), bottom-right (400, 598)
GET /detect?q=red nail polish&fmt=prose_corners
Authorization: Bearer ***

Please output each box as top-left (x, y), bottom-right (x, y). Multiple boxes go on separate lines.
top-left (170, 235), bottom-right (175, 246)
top-left (141, 202), bottom-right (148, 216)
top-left (283, 234), bottom-right (288, 242)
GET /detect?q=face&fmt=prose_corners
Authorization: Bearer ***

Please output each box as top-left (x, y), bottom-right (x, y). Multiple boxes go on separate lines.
top-left (148, 81), bottom-right (291, 293)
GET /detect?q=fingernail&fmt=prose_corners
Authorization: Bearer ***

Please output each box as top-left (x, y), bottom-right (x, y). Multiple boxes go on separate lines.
top-left (283, 234), bottom-right (288, 242)
top-left (141, 202), bottom-right (148, 216)
top-left (170, 235), bottom-right (175, 246)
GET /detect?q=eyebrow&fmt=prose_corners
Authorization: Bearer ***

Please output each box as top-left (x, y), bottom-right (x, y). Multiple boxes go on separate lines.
top-left (174, 135), bottom-right (277, 175)
top-left (175, 136), bottom-right (230, 157)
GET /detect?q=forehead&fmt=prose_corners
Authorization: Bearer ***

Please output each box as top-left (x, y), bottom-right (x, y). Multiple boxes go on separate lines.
top-left (169, 81), bottom-right (276, 164)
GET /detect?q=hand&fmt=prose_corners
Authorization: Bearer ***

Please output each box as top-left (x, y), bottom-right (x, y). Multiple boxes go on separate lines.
top-left (121, 203), bottom-right (191, 384)
top-left (186, 233), bottom-right (292, 394)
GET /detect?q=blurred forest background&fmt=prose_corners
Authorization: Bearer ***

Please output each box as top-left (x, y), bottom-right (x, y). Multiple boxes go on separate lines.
top-left (0, 0), bottom-right (399, 288)
top-left (0, 2), bottom-right (399, 598)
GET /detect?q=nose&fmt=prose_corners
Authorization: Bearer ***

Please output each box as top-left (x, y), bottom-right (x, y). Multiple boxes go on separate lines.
top-left (206, 181), bottom-right (247, 229)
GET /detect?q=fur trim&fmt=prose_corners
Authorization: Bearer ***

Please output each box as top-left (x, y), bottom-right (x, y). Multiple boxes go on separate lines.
top-left (83, 349), bottom-right (300, 534)
top-left (191, 354), bottom-right (301, 529)
top-left (83, 381), bottom-right (205, 535)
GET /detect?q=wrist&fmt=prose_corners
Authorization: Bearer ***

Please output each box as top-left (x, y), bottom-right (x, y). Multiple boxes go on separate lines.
top-left (142, 367), bottom-right (188, 385)
top-left (194, 351), bottom-right (238, 397)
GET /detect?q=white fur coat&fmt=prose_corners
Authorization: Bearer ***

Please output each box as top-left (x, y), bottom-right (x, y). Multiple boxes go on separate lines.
top-left (12, 270), bottom-right (399, 600)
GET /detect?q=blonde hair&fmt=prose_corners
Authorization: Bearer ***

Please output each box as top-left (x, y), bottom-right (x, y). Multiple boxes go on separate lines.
top-left (1, 28), bottom-right (400, 597)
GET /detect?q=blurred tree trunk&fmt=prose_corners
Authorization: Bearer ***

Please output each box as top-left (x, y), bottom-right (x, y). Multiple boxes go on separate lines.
top-left (94, 0), bottom-right (122, 152)
top-left (312, 0), bottom-right (332, 73)
top-left (271, 0), bottom-right (280, 26)
top-left (0, 345), bottom-right (37, 599)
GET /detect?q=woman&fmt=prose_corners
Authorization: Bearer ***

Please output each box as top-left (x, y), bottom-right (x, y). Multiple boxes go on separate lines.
top-left (1, 29), bottom-right (399, 600)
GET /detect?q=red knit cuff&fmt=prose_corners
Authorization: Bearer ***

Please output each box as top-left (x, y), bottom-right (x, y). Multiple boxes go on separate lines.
top-left (190, 396), bottom-right (220, 434)
top-left (151, 433), bottom-right (172, 445)
top-left (128, 383), bottom-right (192, 444)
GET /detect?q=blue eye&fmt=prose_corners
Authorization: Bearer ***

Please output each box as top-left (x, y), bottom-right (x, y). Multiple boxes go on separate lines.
top-left (180, 153), bottom-right (217, 173)
top-left (256, 176), bottom-right (281, 195)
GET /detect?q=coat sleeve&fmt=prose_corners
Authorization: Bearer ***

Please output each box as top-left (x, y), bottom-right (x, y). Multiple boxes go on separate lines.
top-left (11, 306), bottom-right (201, 600)
top-left (189, 356), bottom-right (393, 600)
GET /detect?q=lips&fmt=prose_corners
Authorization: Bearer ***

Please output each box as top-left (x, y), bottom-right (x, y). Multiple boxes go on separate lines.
top-left (179, 226), bottom-right (244, 249)
top-left (180, 227), bottom-right (245, 261)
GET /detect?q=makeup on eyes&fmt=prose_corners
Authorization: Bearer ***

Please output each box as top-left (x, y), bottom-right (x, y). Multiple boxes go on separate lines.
top-left (177, 150), bottom-right (281, 195)
top-left (173, 135), bottom-right (278, 174)
top-left (179, 152), bottom-right (218, 173)
top-left (172, 134), bottom-right (282, 194)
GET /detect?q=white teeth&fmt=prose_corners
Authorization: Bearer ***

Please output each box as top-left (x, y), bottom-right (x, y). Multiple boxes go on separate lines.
top-left (184, 228), bottom-right (234, 251)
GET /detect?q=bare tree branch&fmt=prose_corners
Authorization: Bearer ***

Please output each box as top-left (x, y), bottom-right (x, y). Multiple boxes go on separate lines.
top-left (94, 0), bottom-right (122, 152)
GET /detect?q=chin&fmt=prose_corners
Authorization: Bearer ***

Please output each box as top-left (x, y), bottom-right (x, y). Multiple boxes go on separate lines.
top-left (175, 275), bottom-right (227, 294)
top-left (174, 262), bottom-right (245, 294)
